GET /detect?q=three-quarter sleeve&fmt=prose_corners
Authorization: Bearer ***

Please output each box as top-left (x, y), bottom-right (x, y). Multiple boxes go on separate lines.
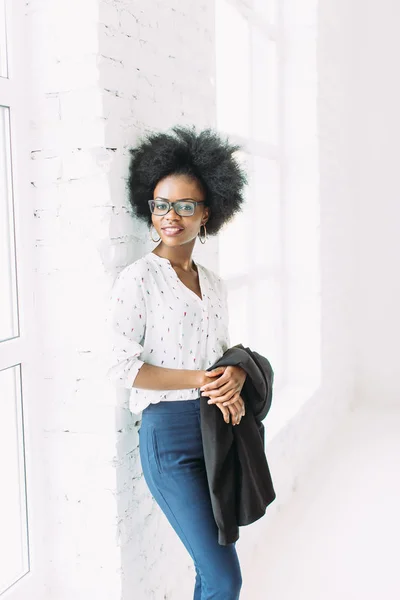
top-left (106, 266), bottom-right (146, 389)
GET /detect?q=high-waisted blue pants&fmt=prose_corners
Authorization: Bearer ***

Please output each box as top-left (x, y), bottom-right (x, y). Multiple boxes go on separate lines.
top-left (139, 398), bottom-right (242, 600)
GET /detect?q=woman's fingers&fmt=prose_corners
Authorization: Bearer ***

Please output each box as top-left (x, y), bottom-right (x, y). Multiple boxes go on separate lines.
top-left (212, 395), bottom-right (246, 426)
top-left (200, 374), bottom-right (227, 390)
top-left (203, 367), bottom-right (226, 381)
top-left (228, 403), bottom-right (240, 425)
top-left (227, 397), bottom-right (245, 425)
top-left (215, 402), bottom-right (230, 424)
top-left (206, 387), bottom-right (237, 405)
top-left (222, 393), bottom-right (244, 407)
top-left (200, 378), bottom-right (232, 398)
top-left (222, 392), bottom-right (245, 411)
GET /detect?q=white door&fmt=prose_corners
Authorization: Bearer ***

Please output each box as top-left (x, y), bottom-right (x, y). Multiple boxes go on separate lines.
top-left (0, 1), bottom-right (45, 597)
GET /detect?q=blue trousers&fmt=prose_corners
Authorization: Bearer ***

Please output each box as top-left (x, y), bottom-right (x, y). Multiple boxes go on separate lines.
top-left (139, 398), bottom-right (242, 600)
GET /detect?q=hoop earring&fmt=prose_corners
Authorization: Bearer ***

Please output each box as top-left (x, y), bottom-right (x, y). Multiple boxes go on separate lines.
top-left (149, 225), bottom-right (161, 243)
top-left (198, 223), bottom-right (207, 244)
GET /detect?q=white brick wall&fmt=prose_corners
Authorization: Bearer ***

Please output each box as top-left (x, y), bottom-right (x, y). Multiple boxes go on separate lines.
top-left (28, 0), bottom-right (121, 596)
top-left (98, 3), bottom-right (219, 597)
top-left (27, 1), bottom-right (217, 599)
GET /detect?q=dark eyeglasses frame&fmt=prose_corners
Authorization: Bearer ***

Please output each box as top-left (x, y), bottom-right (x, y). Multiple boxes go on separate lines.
top-left (148, 199), bottom-right (205, 217)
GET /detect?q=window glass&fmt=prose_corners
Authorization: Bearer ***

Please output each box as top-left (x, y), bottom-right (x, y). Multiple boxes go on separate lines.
top-left (216, 1), bottom-right (285, 386)
top-left (216, 0), bottom-right (250, 138)
top-left (227, 286), bottom-right (250, 347)
top-left (252, 156), bottom-right (281, 269)
top-left (252, 278), bottom-right (284, 385)
top-left (251, 28), bottom-right (278, 144)
top-left (0, 365), bottom-right (29, 595)
top-left (253, 0), bottom-right (276, 24)
top-left (0, 106), bottom-right (19, 341)
top-left (219, 191), bottom-right (252, 279)
top-left (0, 0), bottom-right (8, 78)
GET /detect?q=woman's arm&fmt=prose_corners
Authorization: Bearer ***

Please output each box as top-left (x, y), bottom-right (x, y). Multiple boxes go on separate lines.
top-left (135, 362), bottom-right (244, 425)
top-left (106, 265), bottom-right (147, 389)
top-left (133, 363), bottom-right (209, 390)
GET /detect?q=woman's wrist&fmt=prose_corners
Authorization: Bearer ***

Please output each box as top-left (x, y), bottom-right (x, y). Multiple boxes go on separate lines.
top-left (193, 370), bottom-right (208, 389)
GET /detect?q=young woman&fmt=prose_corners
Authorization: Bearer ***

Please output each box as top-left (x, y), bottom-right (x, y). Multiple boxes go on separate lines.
top-left (107, 125), bottom-right (249, 599)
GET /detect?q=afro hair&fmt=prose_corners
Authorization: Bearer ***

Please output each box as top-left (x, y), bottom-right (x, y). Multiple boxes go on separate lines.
top-left (126, 124), bottom-right (248, 236)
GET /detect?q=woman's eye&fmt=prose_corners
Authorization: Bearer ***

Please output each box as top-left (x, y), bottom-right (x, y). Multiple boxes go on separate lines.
top-left (156, 203), bottom-right (167, 210)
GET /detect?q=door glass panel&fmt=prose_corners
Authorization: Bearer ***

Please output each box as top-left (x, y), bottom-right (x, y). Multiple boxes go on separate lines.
top-left (0, 106), bottom-right (19, 341)
top-left (0, 0), bottom-right (8, 78)
top-left (0, 365), bottom-right (30, 595)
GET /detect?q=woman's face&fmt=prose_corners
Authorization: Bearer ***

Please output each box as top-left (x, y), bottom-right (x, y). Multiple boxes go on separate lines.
top-left (151, 174), bottom-right (209, 248)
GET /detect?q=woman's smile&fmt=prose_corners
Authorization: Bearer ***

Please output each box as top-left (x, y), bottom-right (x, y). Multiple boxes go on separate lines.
top-left (161, 226), bottom-right (184, 236)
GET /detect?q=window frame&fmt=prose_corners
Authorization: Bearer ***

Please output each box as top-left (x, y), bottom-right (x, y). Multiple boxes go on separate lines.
top-left (215, 0), bottom-right (321, 439)
top-left (0, 1), bottom-right (46, 597)
top-left (215, 0), bottom-right (287, 390)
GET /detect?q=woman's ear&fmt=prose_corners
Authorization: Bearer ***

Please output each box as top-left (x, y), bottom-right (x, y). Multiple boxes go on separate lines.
top-left (202, 206), bottom-right (210, 225)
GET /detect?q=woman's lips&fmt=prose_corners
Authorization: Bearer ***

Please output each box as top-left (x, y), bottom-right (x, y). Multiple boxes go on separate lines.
top-left (161, 227), bottom-right (184, 236)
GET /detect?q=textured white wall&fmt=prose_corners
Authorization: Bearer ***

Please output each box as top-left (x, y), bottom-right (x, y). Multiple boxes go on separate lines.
top-left (28, 1), bottom-right (122, 598)
top-left (98, 3), bottom-right (219, 599)
top-left (27, 1), bottom-right (217, 599)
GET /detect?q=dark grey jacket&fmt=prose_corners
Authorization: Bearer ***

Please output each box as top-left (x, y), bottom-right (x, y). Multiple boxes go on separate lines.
top-left (200, 344), bottom-right (276, 545)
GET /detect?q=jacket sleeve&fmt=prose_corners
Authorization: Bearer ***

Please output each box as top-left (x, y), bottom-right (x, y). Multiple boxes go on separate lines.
top-left (106, 265), bottom-right (146, 388)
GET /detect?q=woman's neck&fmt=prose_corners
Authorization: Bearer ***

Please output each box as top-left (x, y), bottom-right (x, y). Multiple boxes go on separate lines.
top-left (152, 241), bottom-right (196, 272)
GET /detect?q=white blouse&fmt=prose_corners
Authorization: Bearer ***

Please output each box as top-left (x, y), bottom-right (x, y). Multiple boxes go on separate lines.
top-left (106, 251), bottom-right (231, 414)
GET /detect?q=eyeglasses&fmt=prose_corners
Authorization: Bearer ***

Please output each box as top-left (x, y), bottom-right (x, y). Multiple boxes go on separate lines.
top-left (148, 198), bottom-right (205, 217)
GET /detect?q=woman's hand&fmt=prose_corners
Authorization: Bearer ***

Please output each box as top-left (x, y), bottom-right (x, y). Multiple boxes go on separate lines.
top-left (200, 365), bottom-right (247, 425)
top-left (200, 365), bottom-right (247, 406)
top-left (214, 394), bottom-right (245, 425)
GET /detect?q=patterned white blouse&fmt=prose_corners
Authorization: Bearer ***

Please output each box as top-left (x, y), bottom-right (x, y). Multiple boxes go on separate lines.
top-left (106, 251), bottom-right (231, 414)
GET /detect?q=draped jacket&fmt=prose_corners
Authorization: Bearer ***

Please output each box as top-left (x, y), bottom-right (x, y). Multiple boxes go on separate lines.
top-left (200, 343), bottom-right (276, 545)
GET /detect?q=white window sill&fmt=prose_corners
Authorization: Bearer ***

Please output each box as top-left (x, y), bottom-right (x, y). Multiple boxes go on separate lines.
top-left (264, 382), bottom-right (319, 445)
